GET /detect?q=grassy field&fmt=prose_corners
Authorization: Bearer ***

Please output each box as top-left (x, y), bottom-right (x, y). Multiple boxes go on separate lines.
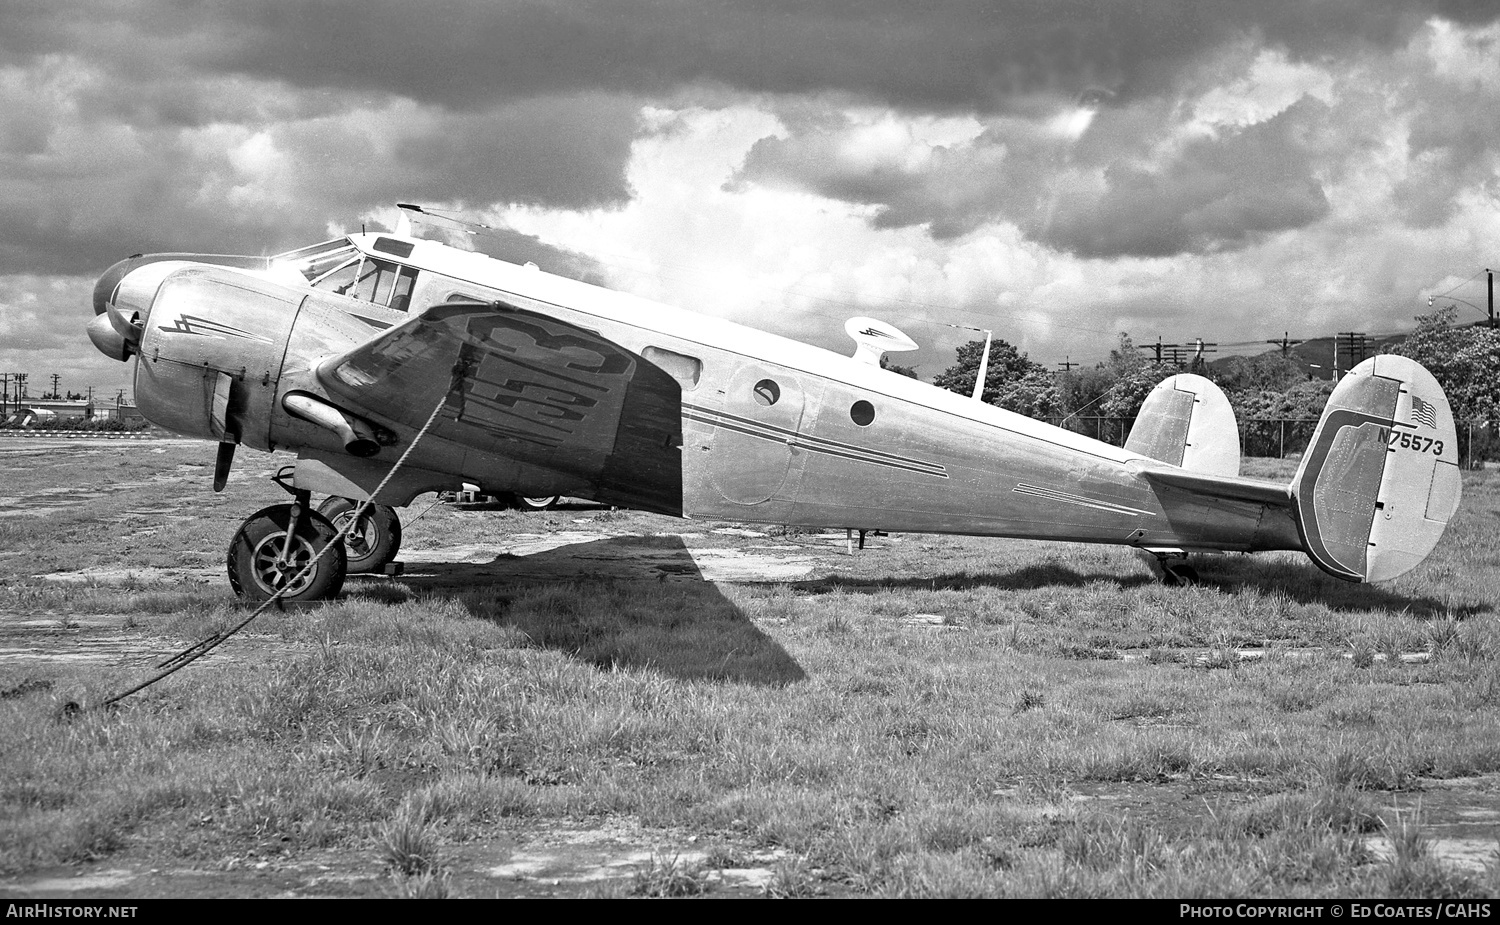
top-left (1, 438), bottom-right (1498, 898)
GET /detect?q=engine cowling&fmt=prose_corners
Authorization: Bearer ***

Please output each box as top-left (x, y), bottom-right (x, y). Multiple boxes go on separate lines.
top-left (132, 266), bottom-right (303, 448)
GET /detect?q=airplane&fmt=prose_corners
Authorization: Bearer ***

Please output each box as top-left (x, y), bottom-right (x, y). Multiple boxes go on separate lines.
top-left (86, 204), bottom-right (1462, 603)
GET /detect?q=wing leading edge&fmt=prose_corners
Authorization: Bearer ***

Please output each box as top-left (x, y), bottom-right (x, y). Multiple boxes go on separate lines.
top-left (315, 300), bottom-right (684, 515)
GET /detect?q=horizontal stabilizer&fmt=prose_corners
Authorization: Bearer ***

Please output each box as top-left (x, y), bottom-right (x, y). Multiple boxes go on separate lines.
top-left (1133, 462), bottom-right (1292, 507)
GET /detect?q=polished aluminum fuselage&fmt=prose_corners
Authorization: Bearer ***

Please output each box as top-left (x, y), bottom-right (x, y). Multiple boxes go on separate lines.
top-left (117, 233), bottom-right (1302, 554)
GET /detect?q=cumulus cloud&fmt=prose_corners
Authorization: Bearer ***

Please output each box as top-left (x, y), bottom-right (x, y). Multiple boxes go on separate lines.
top-left (2, 2), bottom-right (1500, 398)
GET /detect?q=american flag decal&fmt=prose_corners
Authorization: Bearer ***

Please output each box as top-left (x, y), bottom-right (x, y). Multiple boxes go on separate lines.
top-left (1411, 394), bottom-right (1438, 429)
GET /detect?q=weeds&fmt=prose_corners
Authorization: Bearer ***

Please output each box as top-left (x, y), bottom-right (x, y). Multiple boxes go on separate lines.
top-left (3, 444), bottom-right (1500, 896)
top-left (763, 856), bottom-right (822, 898)
top-left (1014, 689), bottom-right (1046, 714)
top-left (380, 800), bottom-right (440, 879)
top-left (631, 853), bottom-right (710, 897)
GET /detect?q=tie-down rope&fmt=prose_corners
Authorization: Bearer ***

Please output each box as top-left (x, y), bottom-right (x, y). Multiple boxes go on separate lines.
top-left (85, 390), bottom-right (452, 712)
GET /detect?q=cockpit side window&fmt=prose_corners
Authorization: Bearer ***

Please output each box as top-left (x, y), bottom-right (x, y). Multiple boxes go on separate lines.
top-left (310, 255), bottom-right (420, 311)
top-left (352, 258), bottom-right (396, 303)
top-left (312, 258), bottom-right (361, 295)
top-left (390, 267), bottom-right (417, 312)
top-left (273, 240), bottom-right (420, 311)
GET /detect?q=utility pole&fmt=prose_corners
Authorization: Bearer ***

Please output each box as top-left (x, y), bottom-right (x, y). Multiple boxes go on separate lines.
top-left (1161, 345), bottom-right (1189, 368)
top-left (49, 373), bottom-right (60, 400)
top-left (1489, 268), bottom-right (1495, 328)
top-left (1189, 338), bottom-right (1218, 374)
top-left (1057, 357), bottom-right (1078, 373)
top-left (0, 373), bottom-right (8, 417)
top-left (1266, 331), bottom-right (1303, 357)
top-left (13, 373), bottom-right (27, 404)
top-left (1337, 332), bottom-right (1370, 372)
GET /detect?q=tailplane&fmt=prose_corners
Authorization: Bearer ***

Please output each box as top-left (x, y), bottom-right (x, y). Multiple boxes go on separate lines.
top-left (1292, 355), bottom-right (1461, 582)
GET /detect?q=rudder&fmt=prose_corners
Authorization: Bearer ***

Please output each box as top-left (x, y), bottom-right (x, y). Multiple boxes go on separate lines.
top-left (1291, 355), bottom-right (1461, 582)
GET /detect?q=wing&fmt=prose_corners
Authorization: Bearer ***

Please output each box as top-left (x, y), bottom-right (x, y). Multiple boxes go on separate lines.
top-left (315, 300), bottom-right (684, 514)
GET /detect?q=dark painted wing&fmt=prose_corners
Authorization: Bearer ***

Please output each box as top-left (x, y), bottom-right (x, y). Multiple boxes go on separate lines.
top-left (316, 300), bottom-right (683, 515)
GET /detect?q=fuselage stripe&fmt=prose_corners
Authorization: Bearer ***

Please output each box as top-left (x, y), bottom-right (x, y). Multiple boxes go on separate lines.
top-left (1011, 483), bottom-right (1152, 517)
top-left (683, 407), bottom-right (948, 478)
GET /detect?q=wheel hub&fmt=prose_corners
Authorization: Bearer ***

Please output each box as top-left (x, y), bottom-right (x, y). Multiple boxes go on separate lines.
top-left (250, 532), bottom-right (316, 595)
top-left (330, 511), bottom-right (374, 558)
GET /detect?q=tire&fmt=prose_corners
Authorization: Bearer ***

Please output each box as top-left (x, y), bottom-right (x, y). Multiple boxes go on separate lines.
top-left (227, 504), bottom-right (346, 603)
top-left (317, 496), bottom-right (401, 574)
top-left (515, 495), bottom-right (559, 510)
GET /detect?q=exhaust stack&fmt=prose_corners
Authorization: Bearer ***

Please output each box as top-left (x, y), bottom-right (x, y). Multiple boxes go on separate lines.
top-left (282, 393), bottom-right (382, 457)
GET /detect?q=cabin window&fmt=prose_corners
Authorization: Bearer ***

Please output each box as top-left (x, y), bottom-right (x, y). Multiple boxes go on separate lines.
top-left (643, 346), bottom-right (701, 389)
top-left (850, 400), bottom-right (875, 426)
top-left (753, 379), bottom-right (781, 406)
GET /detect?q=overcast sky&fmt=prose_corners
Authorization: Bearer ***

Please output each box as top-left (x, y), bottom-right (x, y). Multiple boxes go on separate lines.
top-left (4, 0), bottom-right (1499, 400)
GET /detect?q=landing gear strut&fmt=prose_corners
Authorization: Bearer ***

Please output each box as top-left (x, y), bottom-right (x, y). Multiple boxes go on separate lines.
top-left (1147, 549), bottom-right (1200, 587)
top-left (317, 496), bottom-right (402, 574)
top-left (227, 490), bottom-right (347, 603)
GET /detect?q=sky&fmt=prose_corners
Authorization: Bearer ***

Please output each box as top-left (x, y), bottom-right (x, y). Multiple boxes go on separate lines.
top-left (3, 0), bottom-right (1500, 402)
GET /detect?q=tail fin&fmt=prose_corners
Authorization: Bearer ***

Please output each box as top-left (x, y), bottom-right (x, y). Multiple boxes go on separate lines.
top-left (1125, 373), bottom-right (1241, 476)
top-left (1292, 355), bottom-right (1461, 583)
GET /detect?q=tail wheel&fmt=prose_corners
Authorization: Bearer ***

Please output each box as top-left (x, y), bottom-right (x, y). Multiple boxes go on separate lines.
top-left (316, 496), bottom-right (402, 574)
top-left (515, 495), bottom-right (559, 510)
top-left (227, 504), bottom-right (346, 603)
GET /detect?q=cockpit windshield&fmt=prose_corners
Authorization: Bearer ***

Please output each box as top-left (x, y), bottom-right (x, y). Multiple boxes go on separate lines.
top-left (272, 239), bottom-right (359, 284)
top-left (269, 238), bottom-right (418, 312)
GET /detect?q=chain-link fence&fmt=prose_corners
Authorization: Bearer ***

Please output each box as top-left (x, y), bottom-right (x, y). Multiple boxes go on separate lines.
top-left (1057, 416), bottom-right (1495, 468)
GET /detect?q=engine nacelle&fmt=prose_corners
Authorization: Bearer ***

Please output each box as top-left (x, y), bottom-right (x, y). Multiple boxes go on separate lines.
top-left (133, 267), bottom-right (302, 449)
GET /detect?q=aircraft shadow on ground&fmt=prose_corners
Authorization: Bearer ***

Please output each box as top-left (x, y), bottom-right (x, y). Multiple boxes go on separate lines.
top-left (352, 535), bottom-right (807, 687)
top-left (762, 555), bottom-right (1487, 619)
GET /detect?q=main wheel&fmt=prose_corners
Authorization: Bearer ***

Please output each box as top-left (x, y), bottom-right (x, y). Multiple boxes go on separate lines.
top-left (316, 496), bottom-right (402, 574)
top-left (227, 504), bottom-right (346, 603)
top-left (515, 495), bottom-right (559, 510)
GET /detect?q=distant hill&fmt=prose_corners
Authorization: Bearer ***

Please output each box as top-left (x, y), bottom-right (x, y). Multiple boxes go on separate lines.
top-left (1207, 332), bottom-right (1409, 382)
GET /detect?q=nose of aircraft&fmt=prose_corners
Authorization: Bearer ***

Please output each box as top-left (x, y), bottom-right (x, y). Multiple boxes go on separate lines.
top-left (88, 255), bottom-right (154, 362)
top-left (92, 255), bottom-right (142, 318)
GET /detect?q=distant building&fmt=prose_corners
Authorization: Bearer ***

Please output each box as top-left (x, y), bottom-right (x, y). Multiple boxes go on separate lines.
top-left (20, 399), bottom-right (92, 420)
top-left (95, 403), bottom-right (147, 427)
top-left (1, 398), bottom-right (146, 428)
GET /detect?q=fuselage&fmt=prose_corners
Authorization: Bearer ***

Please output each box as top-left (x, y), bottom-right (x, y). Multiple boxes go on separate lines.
top-left (89, 231), bottom-right (1303, 555)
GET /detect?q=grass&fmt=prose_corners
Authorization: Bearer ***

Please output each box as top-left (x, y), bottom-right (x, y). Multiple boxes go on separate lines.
top-left (2, 442), bottom-right (1500, 896)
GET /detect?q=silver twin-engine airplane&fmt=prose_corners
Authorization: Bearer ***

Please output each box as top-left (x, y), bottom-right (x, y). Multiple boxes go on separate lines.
top-left (86, 206), bottom-right (1462, 602)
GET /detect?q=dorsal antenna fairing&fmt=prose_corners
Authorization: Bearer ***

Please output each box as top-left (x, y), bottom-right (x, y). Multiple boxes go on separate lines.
top-left (846, 317), bottom-right (919, 366)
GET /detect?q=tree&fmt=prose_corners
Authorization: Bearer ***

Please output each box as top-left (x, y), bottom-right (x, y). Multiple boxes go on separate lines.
top-left (933, 337), bottom-right (1060, 417)
top-left (1392, 307), bottom-right (1500, 425)
top-left (1213, 353), bottom-right (1304, 393)
top-left (879, 355), bottom-right (919, 379)
top-left (1055, 363), bottom-right (1116, 419)
top-left (1098, 360), bottom-right (1176, 420)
